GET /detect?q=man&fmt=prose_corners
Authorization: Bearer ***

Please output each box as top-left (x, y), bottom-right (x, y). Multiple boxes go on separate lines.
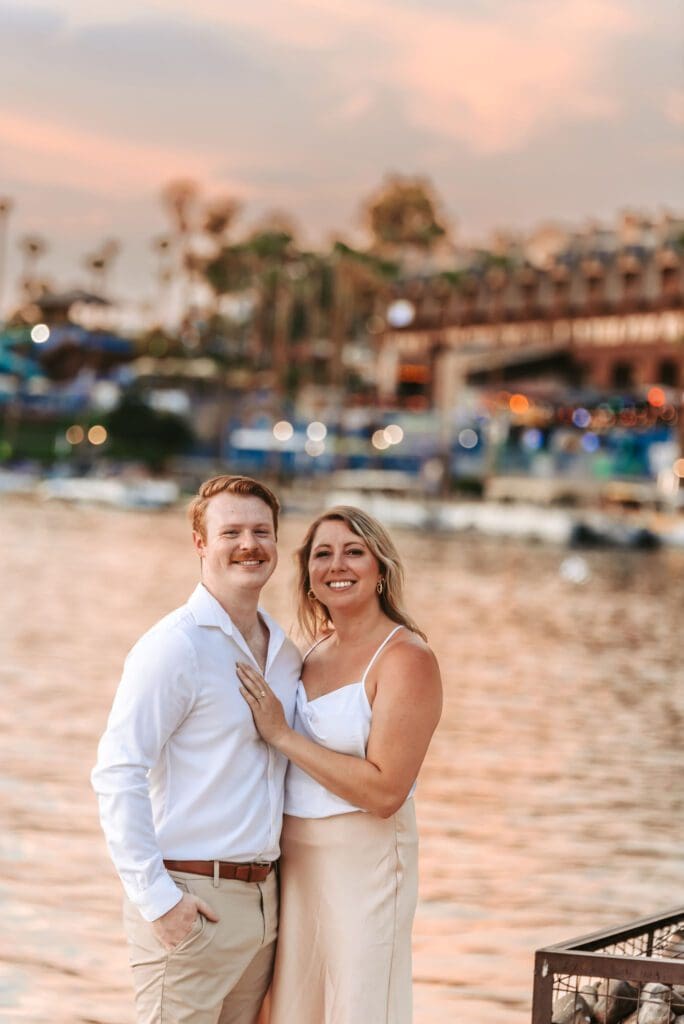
top-left (92, 475), bottom-right (301, 1024)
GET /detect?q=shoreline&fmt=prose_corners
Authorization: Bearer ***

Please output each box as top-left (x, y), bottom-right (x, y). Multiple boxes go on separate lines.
top-left (2, 468), bottom-right (683, 549)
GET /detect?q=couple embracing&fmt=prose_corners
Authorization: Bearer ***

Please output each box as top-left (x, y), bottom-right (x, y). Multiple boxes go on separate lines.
top-left (92, 474), bottom-right (442, 1024)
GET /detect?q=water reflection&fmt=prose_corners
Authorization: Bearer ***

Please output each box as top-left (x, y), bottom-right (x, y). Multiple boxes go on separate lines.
top-left (1, 499), bottom-right (683, 1023)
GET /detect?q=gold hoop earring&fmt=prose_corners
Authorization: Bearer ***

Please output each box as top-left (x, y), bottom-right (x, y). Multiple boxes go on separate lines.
top-left (307, 588), bottom-right (316, 601)
top-left (376, 578), bottom-right (384, 595)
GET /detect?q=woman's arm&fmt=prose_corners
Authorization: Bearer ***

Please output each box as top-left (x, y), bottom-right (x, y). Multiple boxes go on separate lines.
top-left (236, 640), bottom-right (442, 818)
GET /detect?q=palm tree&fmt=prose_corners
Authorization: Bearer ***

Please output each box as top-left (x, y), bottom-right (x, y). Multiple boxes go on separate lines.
top-left (329, 242), bottom-right (398, 390)
top-left (202, 196), bottom-right (241, 244)
top-left (0, 197), bottom-right (13, 321)
top-left (161, 178), bottom-right (200, 318)
top-left (83, 238), bottom-right (120, 297)
top-left (151, 235), bottom-right (173, 321)
top-left (203, 215), bottom-right (300, 391)
top-left (18, 233), bottom-right (48, 301)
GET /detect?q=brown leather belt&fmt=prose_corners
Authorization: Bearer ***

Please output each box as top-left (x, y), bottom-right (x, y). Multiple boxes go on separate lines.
top-left (164, 859), bottom-right (274, 883)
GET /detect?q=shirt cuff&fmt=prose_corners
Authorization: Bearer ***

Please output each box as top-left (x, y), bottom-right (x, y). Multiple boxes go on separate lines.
top-left (131, 872), bottom-right (184, 922)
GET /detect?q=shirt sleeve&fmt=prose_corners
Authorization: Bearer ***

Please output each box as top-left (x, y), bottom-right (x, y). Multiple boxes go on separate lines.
top-left (91, 625), bottom-right (198, 921)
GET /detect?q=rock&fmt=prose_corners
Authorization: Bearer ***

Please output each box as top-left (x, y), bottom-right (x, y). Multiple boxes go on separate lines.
top-left (552, 990), bottom-right (595, 1023)
top-left (594, 978), bottom-right (639, 1024)
top-left (580, 982), bottom-right (599, 1010)
top-left (637, 982), bottom-right (674, 1024)
top-left (672, 988), bottom-right (684, 1016)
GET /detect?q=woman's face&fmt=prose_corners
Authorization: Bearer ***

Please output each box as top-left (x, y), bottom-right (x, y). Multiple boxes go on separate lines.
top-left (308, 519), bottom-right (382, 612)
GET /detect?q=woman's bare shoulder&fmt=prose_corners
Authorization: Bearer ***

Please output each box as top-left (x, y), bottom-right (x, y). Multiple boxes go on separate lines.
top-left (380, 629), bottom-right (441, 679)
top-left (390, 628), bottom-right (435, 655)
top-left (373, 630), bottom-right (442, 723)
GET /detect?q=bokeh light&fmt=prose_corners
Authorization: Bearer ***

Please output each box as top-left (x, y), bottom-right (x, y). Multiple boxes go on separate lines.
top-left (386, 299), bottom-right (415, 328)
top-left (92, 381), bottom-right (120, 411)
top-left (304, 439), bottom-right (325, 457)
top-left (581, 432), bottom-right (600, 453)
top-left (619, 407), bottom-right (637, 427)
top-left (30, 323), bottom-right (50, 344)
top-left (559, 556), bottom-right (590, 585)
top-left (421, 458), bottom-right (443, 484)
top-left (87, 425), bottom-right (108, 445)
top-left (65, 425), bottom-right (85, 445)
top-left (306, 421), bottom-right (327, 442)
top-left (522, 428), bottom-right (543, 451)
top-left (572, 407), bottom-right (591, 428)
top-left (657, 468), bottom-right (679, 497)
top-left (457, 428), bottom-right (478, 449)
top-left (371, 429), bottom-right (390, 450)
top-left (647, 387), bottom-right (666, 407)
top-left (383, 424), bottom-right (404, 445)
top-left (273, 420), bottom-right (294, 441)
top-left (673, 459), bottom-right (684, 479)
top-left (509, 393), bottom-right (529, 414)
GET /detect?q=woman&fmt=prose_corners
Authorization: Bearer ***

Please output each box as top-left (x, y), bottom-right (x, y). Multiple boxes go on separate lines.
top-left (237, 506), bottom-right (442, 1024)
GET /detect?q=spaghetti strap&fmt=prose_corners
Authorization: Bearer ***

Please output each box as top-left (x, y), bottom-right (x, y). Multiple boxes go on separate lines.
top-left (302, 633), bottom-right (334, 663)
top-left (361, 625), bottom-right (404, 684)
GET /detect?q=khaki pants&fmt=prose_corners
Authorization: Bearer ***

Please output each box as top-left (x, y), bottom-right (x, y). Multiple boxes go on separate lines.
top-left (123, 869), bottom-right (278, 1024)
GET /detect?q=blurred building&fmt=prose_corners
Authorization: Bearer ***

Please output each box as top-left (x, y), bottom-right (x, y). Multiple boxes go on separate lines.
top-left (380, 211), bottom-right (684, 409)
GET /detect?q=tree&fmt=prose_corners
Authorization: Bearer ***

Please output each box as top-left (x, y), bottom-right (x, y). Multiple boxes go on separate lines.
top-left (202, 197), bottom-right (241, 243)
top-left (0, 197), bottom-right (13, 320)
top-left (364, 175), bottom-right (448, 253)
top-left (151, 234), bottom-right (173, 320)
top-left (161, 181), bottom-right (244, 330)
top-left (18, 233), bottom-right (48, 300)
top-left (83, 238), bottom-right (120, 296)
top-left (203, 215), bottom-right (301, 390)
top-left (161, 178), bottom-right (201, 317)
top-left (102, 394), bottom-right (194, 471)
top-left (329, 242), bottom-right (398, 389)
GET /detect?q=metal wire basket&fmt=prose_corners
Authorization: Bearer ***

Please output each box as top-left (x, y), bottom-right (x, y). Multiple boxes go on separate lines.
top-left (532, 906), bottom-right (684, 1023)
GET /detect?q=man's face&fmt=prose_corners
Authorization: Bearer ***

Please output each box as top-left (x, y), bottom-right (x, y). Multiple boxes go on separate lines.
top-left (193, 492), bottom-right (278, 594)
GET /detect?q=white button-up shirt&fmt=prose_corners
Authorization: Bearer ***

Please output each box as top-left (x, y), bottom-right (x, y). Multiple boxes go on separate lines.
top-left (92, 583), bottom-right (301, 921)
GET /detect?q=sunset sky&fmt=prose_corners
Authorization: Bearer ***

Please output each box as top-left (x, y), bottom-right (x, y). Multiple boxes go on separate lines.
top-left (1, 0), bottom-right (682, 310)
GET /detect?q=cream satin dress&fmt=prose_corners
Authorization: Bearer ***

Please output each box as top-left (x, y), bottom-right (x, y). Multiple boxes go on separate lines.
top-left (268, 626), bottom-right (419, 1024)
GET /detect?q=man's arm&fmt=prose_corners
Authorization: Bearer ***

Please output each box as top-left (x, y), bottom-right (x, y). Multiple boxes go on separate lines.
top-left (92, 628), bottom-right (206, 936)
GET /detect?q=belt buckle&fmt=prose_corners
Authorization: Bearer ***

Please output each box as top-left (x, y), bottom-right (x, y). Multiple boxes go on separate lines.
top-left (252, 860), bottom-right (271, 882)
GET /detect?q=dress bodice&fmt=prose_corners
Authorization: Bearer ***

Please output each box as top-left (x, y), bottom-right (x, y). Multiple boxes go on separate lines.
top-left (284, 626), bottom-right (415, 818)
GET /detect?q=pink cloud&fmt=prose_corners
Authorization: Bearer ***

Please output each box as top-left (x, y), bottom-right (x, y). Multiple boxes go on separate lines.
top-left (0, 108), bottom-right (247, 197)
top-left (664, 89), bottom-right (684, 127)
top-left (393, 0), bottom-right (640, 152)
top-left (159, 0), bottom-right (642, 153)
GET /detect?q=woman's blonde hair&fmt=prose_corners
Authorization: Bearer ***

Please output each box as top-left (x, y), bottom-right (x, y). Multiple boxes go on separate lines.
top-left (295, 506), bottom-right (427, 642)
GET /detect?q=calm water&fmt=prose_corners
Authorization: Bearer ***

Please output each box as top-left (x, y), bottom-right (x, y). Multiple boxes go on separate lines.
top-left (1, 497), bottom-right (683, 1023)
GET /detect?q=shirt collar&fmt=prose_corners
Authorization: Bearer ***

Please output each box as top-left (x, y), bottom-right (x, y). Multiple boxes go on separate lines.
top-left (188, 582), bottom-right (235, 634)
top-left (188, 583), bottom-right (286, 669)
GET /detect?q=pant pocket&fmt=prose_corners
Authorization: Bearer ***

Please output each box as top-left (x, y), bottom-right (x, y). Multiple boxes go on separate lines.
top-left (169, 910), bottom-right (206, 955)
